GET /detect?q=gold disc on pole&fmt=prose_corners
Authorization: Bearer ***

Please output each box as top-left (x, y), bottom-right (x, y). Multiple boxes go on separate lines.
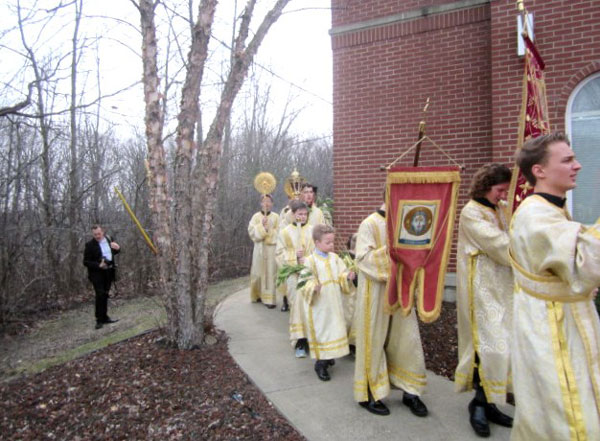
top-left (254, 172), bottom-right (277, 195)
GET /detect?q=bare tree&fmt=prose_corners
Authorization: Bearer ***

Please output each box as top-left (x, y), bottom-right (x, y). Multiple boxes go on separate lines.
top-left (134, 0), bottom-right (293, 349)
top-left (67, 0), bottom-right (83, 286)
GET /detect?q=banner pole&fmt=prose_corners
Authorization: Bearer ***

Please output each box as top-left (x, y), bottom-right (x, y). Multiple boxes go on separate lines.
top-left (114, 186), bottom-right (159, 255)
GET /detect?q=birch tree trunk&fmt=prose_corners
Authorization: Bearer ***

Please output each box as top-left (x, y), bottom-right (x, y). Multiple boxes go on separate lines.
top-left (137, 0), bottom-right (178, 343)
top-left (136, 0), bottom-right (293, 349)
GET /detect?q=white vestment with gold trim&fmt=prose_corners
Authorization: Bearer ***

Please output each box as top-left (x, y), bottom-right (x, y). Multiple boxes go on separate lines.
top-left (454, 200), bottom-right (513, 404)
top-left (275, 223), bottom-right (314, 343)
top-left (353, 212), bottom-right (427, 403)
top-left (509, 195), bottom-right (600, 441)
top-left (308, 205), bottom-right (328, 226)
top-left (299, 251), bottom-right (351, 360)
top-left (248, 211), bottom-right (279, 305)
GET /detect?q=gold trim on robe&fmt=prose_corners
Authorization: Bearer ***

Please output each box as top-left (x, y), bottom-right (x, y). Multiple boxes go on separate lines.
top-left (248, 211), bottom-right (279, 305)
top-left (299, 252), bottom-right (351, 360)
top-left (454, 200), bottom-right (513, 404)
top-left (353, 212), bottom-right (427, 402)
top-left (509, 195), bottom-right (600, 441)
top-left (275, 223), bottom-right (314, 345)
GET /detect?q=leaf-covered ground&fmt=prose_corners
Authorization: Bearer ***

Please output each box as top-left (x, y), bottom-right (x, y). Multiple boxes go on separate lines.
top-left (0, 289), bottom-right (458, 441)
top-left (419, 301), bottom-right (459, 380)
top-left (0, 328), bottom-right (305, 441)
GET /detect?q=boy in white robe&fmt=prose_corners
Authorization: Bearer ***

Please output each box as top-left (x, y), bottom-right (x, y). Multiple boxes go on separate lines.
top-left (510, 132), bottom-right (600, 441)
top-left (247, 194), bottom-right (279, 307)
top-left (298, 224), bottom-right (356, 381)
top-left (275, 200), bottom-right (314, 357)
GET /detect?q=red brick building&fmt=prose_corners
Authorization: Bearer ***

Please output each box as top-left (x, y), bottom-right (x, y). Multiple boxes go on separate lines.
top-left (330, 0), bottom-right (600, 283)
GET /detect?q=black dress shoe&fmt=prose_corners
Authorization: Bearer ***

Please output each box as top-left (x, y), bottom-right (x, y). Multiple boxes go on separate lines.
top-left (314, 362), bottom-right (330, 381)
top-left (485, 403), bottom-right (513, 427)
top-left (265, 304), bottom-right (276, 309)
top-left (469, 399), bottom-right (491, 437)
top-left (95, 322), bottom-right (104, 330)
top-left (280, 303), bottom-right (289, 312)
top-left (359, 400), bottom-right (390, 416)
top-left (327, 359), bottom-right (335, 366)
top-left (103, 318), bottom-right (119, 324)
top-left (402, 393), bottom-right (428, 417)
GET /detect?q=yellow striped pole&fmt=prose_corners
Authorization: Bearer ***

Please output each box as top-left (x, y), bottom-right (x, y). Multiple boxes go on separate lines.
top-left (114, 186), bottom-right (159, 255)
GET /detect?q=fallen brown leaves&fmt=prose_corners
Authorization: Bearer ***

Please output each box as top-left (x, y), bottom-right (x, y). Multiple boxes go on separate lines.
top-left (419, 301), bottom-right (459, 380)
top-left (0, 329), bottom-right (305, 441)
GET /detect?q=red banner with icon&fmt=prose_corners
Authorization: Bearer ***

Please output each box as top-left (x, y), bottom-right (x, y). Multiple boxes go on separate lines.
top-left (385, 166), bottom-right (460, 322)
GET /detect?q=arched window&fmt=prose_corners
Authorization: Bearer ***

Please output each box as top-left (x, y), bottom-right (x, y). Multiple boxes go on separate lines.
top-left (566, 72), bottom-right (600, 224)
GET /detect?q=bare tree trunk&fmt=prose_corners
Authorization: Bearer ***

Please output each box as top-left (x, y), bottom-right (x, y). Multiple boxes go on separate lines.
top-left (136, 0), bottom-right (178, 342)
top-left (136, 0), bottom-right (292, 349)
top-left (191, 0), bottom-right (292, 345)
top-left (67, 0), bottom-right (83, 288)
top-left (17, 1), bottom-right (58, 301)
top-left (170, 0), bottom-right (217, 349)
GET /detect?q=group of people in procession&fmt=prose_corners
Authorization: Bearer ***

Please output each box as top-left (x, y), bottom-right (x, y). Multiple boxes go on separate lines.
top-left (248, 132), bottom-right (600, 440)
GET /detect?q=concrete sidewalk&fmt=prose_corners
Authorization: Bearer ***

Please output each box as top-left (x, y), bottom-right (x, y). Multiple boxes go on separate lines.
top-left (214, 288), bottom-right (513, 441)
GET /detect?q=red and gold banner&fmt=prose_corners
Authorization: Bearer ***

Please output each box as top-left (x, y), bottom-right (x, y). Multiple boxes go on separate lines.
top-left (507, 33), bottom-right (551, 216)
top-left (385, 166), bottom-right (460, 322)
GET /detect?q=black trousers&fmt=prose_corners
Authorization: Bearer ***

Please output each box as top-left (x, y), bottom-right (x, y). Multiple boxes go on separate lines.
top-left (91, 272), bottom-right (113, 322)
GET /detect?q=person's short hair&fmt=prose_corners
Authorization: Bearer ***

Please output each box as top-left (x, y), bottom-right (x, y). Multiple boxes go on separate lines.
top-left (516, 132), bottom-right (570, 186)
top-left (302, 183), bottom-right (318, 194)
top-left (313, 224), bottom-right (335, 242)
top-left (91, 224), bottom-right (103, 231)
top-left (261, 193), bottom-right (273, 202)
top-left (290, 200), bottom-right (308, 213)
top-left (468, 163), bottom-right (512, 199)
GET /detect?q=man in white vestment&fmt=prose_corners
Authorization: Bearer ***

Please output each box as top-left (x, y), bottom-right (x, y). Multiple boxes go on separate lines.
top-left (248, 194), bottom-right (279, 308)
top-left (454, 164), bottom-right (514, 437)
top-left (301, 183), bottom-right (329, 226)
top-left (510, 132), bottom-right (600, 441)
top-left (353, 199), bottom-right (429, 417)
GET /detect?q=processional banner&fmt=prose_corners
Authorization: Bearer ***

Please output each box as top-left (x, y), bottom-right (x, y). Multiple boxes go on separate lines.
top-left (507, 33), bottom-right (551, 216)
top-left (385, 166), bottom-right (460, 322)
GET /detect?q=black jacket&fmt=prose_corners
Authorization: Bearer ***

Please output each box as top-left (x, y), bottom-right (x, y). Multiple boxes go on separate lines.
top-left (83, 235), bottom-right (120, 282)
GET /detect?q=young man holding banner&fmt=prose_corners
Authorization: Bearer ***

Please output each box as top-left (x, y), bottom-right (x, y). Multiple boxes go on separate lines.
top-left (353, 199), bottom-right (428, 417)
top-left (509, 132), bottom-right (600, 440)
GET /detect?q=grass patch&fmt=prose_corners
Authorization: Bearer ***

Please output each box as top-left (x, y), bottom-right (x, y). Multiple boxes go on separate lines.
top-left (2, 275), bottom-right (249, 382)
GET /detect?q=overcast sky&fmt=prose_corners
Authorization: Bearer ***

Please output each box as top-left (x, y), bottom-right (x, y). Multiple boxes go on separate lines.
top-left (0, 0), bottom-right (333, 138)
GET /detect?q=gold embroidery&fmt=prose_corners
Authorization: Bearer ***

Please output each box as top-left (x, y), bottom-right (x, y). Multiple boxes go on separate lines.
top-left (547, 301), bottom-right (587, 441)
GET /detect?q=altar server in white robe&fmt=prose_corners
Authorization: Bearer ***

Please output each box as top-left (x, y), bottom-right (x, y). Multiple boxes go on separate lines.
top-left (248, 194), bottom-right (279, 307)
top-left (298, 224), bottom-right (355, 381)
top-left (454, 163), bottom-right (514, 437)
top-left (510, 132), bottom-right (600, 441)
top-left (275, 200), bottom-right (314, 357)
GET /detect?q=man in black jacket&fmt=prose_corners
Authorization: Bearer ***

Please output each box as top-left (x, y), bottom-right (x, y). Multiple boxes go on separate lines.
top-left (83, 225), bottom-right (121, 329)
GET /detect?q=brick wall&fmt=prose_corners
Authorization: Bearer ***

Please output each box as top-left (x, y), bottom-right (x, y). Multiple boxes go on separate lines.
top-left (491, 0), bottom-right (600, 161)
top-left (331, 0), bottom-right (462, 28)
top-left (332, 2), bottom-right (493, 265)
top-left (331, 0), bottom-right (600, 267)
